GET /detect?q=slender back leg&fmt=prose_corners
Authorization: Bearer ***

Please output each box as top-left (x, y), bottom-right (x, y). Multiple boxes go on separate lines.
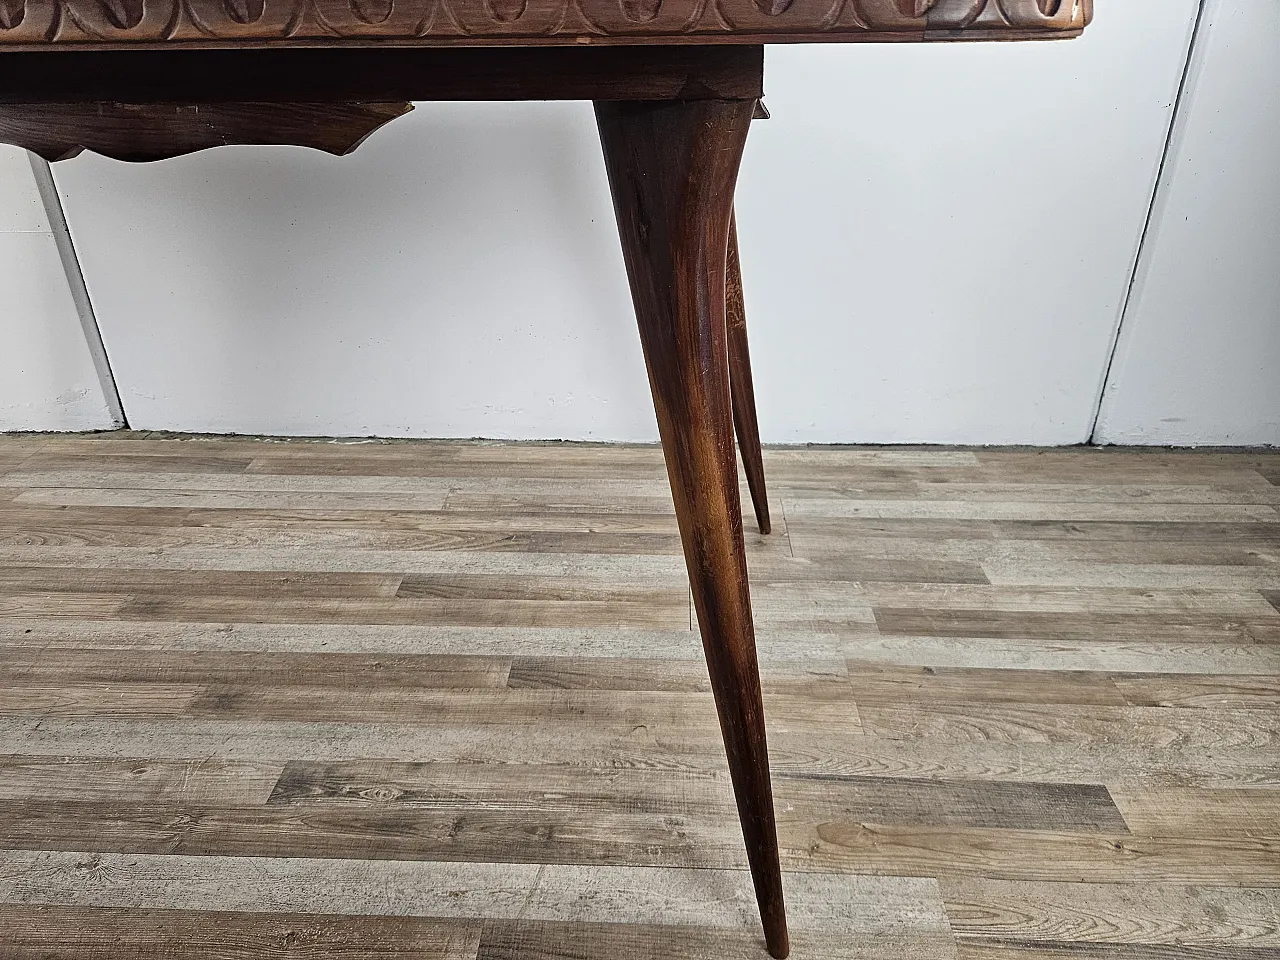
top-left (726, 211), bottom-right (771, 535)
top-left (596, 97), bottom-right (790, 960)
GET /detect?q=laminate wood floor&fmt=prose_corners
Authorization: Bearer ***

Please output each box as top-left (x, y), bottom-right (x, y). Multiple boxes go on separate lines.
top-left (1, 434), bottom-right (1278, 959)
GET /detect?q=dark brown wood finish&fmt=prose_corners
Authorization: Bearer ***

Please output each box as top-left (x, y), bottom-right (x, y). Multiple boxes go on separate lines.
top-left (0, 46), bottom-right (764, 163)
top-left (0, 47), bottom-right (766, 104)
top-left (0, 100), bottom-right (413, 162)
top-left (0, 0), bottom-right (1090, 48)
top-left (727, 211), bottom-right (771, 535)
top-left (595, 97), bottom-right (788, 959)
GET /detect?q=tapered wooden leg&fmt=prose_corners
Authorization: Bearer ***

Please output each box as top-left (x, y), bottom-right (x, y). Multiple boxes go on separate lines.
top-left (726, 212), bottom-right (771, 535)
top-left (595, 97), bottom-right (789, 960)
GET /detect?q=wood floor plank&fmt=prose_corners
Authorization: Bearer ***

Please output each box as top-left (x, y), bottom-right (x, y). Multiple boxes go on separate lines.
top-left (775, 774), bottom-right (1128, 832)
top-left (0, 757), bottom-right (283, 804)
top-left (746, 552), bottom-right (990, 584)
top-left (0, 593), bottom-right (129, 619)
top-left (783, 498), bottom-right (1280, 523)
top-left (114, 596), bottom-right (690, 629)
top-left (5, 470), bottom-right (462, 493)
top-left (5, 718), bottom-right (1274, 788)
top-left (748, 580), bottom-right (878, 632)
top-left (0, 544), bottom-right (690, 579)
top-left (792, 822), bottom-right (1279, 884)
top-left (0, 905), bottom-right (482, 960)
top-left (0, 681), bottom-right (201, 717)
top-left (0, 716), bottom-right (746, 766)
top-left (955, 941), bottom-right (1280, 959)
top-left (442, 491), bottom-right (682, 516)
top-left (772, 738), bottom-right (1280, 790)
top-left (0, 566), bottom-right (404, 600)
top-left (767, 449), bottom-right (980, 467)
top-left (181, 689), bottom-right (859, 731)
top-left (525, 866), bottom-right (953, 937)
top-left (788, 465), bottom-right (1273, 490)
top-left (862, 584), bottom-right (1280, 617)
top-left (786, 528), bottom-right (1280, 568)
top-left (845, 635), bottom-right (1280, 675)
top-left (858, 702), bottom-right (1280, 749)
top-left (873, 607), bottom-right (1280, 642)
top-left (940, 481), bottom-right (1280, 506)
top-left (395, 574), bottom-right (683, 603)
top-left (982, 560), bottom-right (1280, 591)
top-left (0, 849), bottom-right (948, 943)
top-left (971, 448), bottom-right (1280, 476)
top-left (11, 620), bottom-right (859, 663)
top-left (0, 436), bottom-right (408, 460)
top-left (0, 620), bottom-right (854, 664)
top-left (6, 454), bottom-right (255, 475)
top-left (0, 849), bottom-right (540, 917)
top-left (73, 474), bottom-right (672, 499)
top-left (505, 657), bottom-right (851, 696)
top-left (1110, 673), bottom-right (1280, 708)
top-left (785, 517), bottom-right (1280, 544)
top-left (178, 506), bottom-right (687, 534)
top-left (0, 519), bottom-right (791, 557)
top-left (476, 917), bottom-right (951, 960)
top-left (780, 481), bottom-right (1279, 506)
top-left (268, 760), bottom-right (1125, 833)
top-left (9, 471), bottom-right (753, 513)
top-left (2, 801), bottom-right (1272, 884)
top-left (842, 663), bottom-right (1130, 706)
top-left (0, 800), bottom-right (746, 868)
top-left (940, 877), bottom-right (1280, 947)
top-left (247, 452), bottom-right (670, 481)
top-left (1243, 621), bottom-right (1280, 643)
top-left (1109, 786), bottom-right (1280, 838)
top-left (508, 655), bottom-right (722, 691)
top-left (0, 521), bottom-right (688, 554)
top-left (0, 647), bottom-right (513, 691)
top-left (14, 487), bottom-right (456, 512)
top-left (267, 761), bottom-right (736, 815)
top-left (2, 436), bottom-right (1278, 957)
top-left (0, 450), bottom-right (35, 473)
top-left (0, 504), bottom-right (196, 530)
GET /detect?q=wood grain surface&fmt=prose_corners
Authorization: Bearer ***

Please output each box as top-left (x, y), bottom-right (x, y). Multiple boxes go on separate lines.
top-left (596, 94), bottom-right (787, 957)
top-left (1, 433), bottom-right (1278, 958)
top-left (0, 47), bottom-right (767, 104)
top-left (0, 0), bottom-right (1090, 48)
top-left (0, 100), bottom-right (413, 162)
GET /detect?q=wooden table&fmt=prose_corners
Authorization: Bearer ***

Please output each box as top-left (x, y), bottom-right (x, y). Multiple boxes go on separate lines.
top-left (0, 5), bottom-right (1090, 956)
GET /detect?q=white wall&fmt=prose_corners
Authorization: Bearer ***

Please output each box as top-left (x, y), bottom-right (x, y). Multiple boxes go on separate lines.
top-left (1095, 0), bottom-right (1280, 447)
top-left (740, 2), bottom-right (1197, 444)
top-left (43, 0), bottom-right (1199, 443)
top-left (52, 105), bottom-right (652, 440)
top-left (0, 148), bottom-right (115, 432)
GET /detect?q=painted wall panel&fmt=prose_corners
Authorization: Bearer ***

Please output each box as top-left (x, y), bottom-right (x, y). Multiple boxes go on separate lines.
top-left (0, 147), bottom-right (115, 433)
top-left (54, 105), bottom-right (649, 440)
top-left (44, 1), bottom-right (1197, 441)
top-left (1096, 0), bottom-right (1280, 447)
top-left (739, 0), bottom-right (1198, 444)
top-left (0, 148), bottom-right (51, 234)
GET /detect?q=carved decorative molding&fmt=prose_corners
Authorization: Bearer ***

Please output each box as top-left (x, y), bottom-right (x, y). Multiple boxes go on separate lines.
top-left (0, 100), bottom-right (413, 160)
top-left (0, 0), bottom-right (1090, 45)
